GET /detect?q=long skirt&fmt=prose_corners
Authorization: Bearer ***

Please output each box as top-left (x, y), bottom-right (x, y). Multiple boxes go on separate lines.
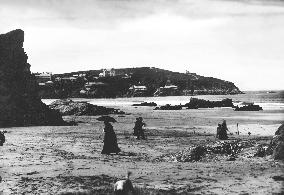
top-left (101, 132), bottom-right (120, 154)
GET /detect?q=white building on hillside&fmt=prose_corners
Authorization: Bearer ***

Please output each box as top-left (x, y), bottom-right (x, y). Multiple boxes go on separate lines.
top-left (100, 68), bottom-right (116, 77)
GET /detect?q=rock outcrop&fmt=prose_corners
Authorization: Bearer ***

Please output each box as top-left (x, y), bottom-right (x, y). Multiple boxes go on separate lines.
top-left (255, 124), bottom-right (284, 160)
top-left (275, 124), bottom-right (284, 135)
top-left (156, 140), bottom-right (254, 162)
top-left (234, 104), bottom-right (263, 111)
top-left (154, 104), bottom-right (182, 110)
top-left (0, 29), bottom-right (66, 127)
top-left (184, 98), bottom-right (234, 109)
top-left (132, 102), bottom-right (157, 107)
top-left (49, 99), bottom-right (125, 116)
top-left (270, 124), bottom-right (284, 160)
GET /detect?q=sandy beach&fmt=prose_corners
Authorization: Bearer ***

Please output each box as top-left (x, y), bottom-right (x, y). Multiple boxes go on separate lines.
top-left (0, 103), bottom-right (283, 194)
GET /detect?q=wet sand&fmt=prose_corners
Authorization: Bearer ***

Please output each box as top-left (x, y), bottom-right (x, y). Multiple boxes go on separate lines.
top-left (0, 105), bottom-right (283, 194)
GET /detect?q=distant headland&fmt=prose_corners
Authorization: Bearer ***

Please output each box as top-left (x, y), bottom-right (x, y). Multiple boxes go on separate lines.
top-left (34, 67), bottom-right (242, 98)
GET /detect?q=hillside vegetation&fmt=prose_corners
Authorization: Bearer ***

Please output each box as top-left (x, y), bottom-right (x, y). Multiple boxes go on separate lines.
top-left (37, 67), bottom-right (242, 98)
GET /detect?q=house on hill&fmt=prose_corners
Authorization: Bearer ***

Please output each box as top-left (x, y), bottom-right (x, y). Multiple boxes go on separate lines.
top-left (99, 68), bottom-right (116, 77)
top-left (80, 81), bottom-right (108, 97)
top-left (34, 72), bottom-right (52, 83)
top-left (154, 80), bottom-right (179, 96)
top-left (84, 81), bottom-right (106, 90)
top-left (34, 72), bottom-right (53, 86)
top-left (128, 85), bottom-right (147, 97)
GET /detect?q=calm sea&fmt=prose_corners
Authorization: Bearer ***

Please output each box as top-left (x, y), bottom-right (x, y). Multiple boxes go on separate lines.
top-left (42, 90), bottom-right (284, 111)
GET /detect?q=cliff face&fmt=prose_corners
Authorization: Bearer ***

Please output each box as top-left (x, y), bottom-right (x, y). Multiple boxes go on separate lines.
top-left (0, 29), bottom-right (65, 127)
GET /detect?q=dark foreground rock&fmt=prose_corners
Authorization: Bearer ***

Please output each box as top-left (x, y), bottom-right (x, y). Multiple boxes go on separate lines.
top-left (254, 124), bottom-right (284, 160)
top-left (49, 99), bottom-right (125, 116)
top-left (275, 124), bottom-right (284, 135)
top-left (184, 98), bottom-right (234, 109)
top-left (270, 124), bottom-right (284, 160)
top-left (234, 104), bottom-right (263, 111)
top-left (0, 29), bottom-right (66, 127)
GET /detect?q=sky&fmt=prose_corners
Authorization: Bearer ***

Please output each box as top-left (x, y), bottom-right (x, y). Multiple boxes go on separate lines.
top-left (0, 0), bottom-right (284, 90)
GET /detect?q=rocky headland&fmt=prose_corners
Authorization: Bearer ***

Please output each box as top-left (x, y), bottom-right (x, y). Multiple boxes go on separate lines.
top-left (36, 67), bottom-right (242, 99)
top-left (0, 29), bottom-right (66, 127)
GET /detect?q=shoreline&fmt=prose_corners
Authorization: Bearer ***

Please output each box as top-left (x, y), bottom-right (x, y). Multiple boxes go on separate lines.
top-left (42, 97), bottom-right (284, 111)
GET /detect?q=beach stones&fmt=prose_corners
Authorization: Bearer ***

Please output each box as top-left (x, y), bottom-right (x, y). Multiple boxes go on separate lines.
top-left (0, 29), bottom-right (66, 127)
top-left (157, 146), bottom-right (207, 162)
top-left (155, 141), bottom-right (254, 163)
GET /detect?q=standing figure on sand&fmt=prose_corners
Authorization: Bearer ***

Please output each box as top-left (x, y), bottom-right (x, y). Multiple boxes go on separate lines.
top-left (101, 120), bottom-right (121, 155)
top-left (0, 131), bottom-right (6, 146)
top-left (133, 117), bottom-right (146, 140)
top-left (216, 124), bottom-right (222, 139)
top-left (217, 120), bottom-right (229, 140)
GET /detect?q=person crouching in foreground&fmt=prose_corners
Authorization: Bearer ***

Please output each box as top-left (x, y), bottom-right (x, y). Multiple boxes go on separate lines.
top-left (101, 121), bottom-right (120, 155)
top-left (114, 171), bottom-right (135, 195)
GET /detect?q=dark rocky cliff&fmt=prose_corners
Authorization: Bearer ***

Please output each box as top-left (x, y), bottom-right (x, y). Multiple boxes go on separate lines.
top-left (0, 29), bottom-right (65, 127)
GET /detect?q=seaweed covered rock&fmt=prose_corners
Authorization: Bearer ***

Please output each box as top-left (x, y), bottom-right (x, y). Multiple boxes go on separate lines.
top-left (184, 98), bottom-right (234, 109)
top-left (132, 102), bottom-right (157, 106)
top-left (156, 140), bottom-right (254, 162)
top-left (0, 29), bottom-right (66, 127)
top-left (234, 104), bottom-right (263, 111)
top-left (154, 104), bottom-right (182, 110)
top-left (157, 146), bottom-right (207, 162)
top-left (49, 99), bottom-right (125, 116)
top-left (254, 144), bottom-right (271, 157)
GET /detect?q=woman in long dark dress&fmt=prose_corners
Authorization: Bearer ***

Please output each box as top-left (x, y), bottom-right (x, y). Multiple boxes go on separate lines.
top-left (216, 124), bottom-right (222, 139)
top-left (0, 131), bottom-right (5, 146)
top-left (101, 121), bottom-right (120, 154)
top-left (133, 117), bottom-right (140, 136)
top-left (219, 120), bottom-right (229, 140)
top-left (136, 117), bottom-right (146, 140)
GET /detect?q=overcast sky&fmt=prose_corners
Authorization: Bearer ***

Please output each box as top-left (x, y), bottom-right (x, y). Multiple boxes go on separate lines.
top-left (0, 0), bottom-right (284, 90)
